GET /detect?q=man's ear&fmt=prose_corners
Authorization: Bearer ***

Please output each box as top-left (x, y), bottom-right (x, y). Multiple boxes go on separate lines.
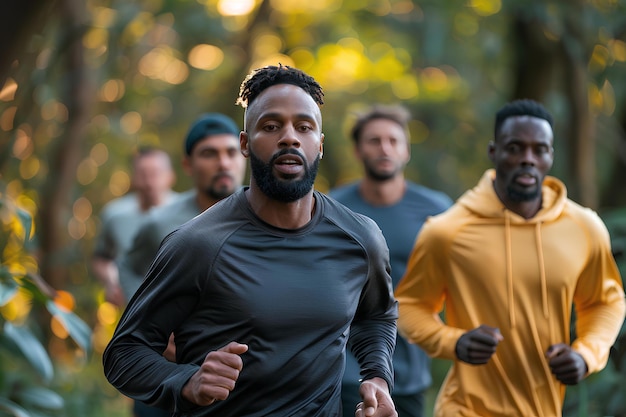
top-left (240, 131), bottom-right (250, 158)
top-left (319, 133), bottom-right (324, 159)
top-left (182, 155), bottom-right (192, 176)
top-left (487, 140), bottom-right (496, 163)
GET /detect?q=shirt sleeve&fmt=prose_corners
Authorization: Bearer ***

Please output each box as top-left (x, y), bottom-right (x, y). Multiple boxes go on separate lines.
top-left (348, 221), bottom-right (398, 391)
top-left (117, 219), bottom-right (164, 301)
top-left (571, 211), bottom-right (626, 374)
top-left (103, 229), bottom-right (206, 412)
top-left (93, 213), bottom-right (117, 260)
top-left (395, 218), bottom-right (465, 360)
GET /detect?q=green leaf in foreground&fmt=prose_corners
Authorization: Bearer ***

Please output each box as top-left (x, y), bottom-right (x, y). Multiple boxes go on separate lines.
top-left (3, 322), bottom-right (53, 382)
top-left (45, 301), bottom-right (92, 353)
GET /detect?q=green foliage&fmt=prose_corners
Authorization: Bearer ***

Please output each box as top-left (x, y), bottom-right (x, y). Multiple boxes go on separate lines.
top-left (0, 195), bottom-right (92, 417)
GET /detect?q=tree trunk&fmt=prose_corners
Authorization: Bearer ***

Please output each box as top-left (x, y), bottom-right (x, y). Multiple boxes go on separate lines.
top-left (0, 1), bottom-right (57, 89)
top-left (560, 6), bottom-right (597, 209)
top-left (510, 6), bottom-right (597, 208)
top-left (511, 16), bottom-right (557, 102)
top-left (561, 51), bottom-right (596, 208)
top-left (38, 0), bottom-right (95, 289)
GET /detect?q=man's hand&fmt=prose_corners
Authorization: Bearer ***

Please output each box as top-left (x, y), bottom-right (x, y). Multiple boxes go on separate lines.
top-left (354, 377), bottom-right (397, 417)
top-left (104, 282), bottom-right (125, 307)
top-left (163, 333), bottom-right (176, 362)
top-left (181, 342), bottom-right (248, 406)
top-left (91, 257), bottom-right (125, 307)
top-left (455, 324), bottom-right (503, 364)
top-left (545, 343), bottom-right (587, 385)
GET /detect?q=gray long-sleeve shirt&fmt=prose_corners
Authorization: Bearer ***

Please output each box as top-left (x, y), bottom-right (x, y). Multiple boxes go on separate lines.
top-left (103, 188), bottom-right (397, 417)
top-left (118, 190), bottom-right (201, 301)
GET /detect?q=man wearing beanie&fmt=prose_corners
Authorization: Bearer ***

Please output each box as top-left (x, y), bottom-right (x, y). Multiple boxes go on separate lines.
top-left (118, 112), bottom-right (247, 302)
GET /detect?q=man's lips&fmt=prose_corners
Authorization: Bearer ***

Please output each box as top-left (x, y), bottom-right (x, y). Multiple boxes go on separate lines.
top-left (374, 157), bottom-right (394, 168)
top-left (274, 154), bottom-right (303, 165)
top-left (514, 173), bottom-right (537, 186)
top-left (273, 154), bottom-right (303, 175)
top-left (213, 173), bottom-right (235, 184)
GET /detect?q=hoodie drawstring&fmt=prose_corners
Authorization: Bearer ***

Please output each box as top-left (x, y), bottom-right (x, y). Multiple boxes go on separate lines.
top-left (535, 222), bottom-right (550, 322)
top-left (504, 211), bottom-right (516, 328)
top-left (504, 212), bottom-right (551, 334)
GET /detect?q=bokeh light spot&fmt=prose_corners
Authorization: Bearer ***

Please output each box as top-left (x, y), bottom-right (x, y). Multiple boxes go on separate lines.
top-left (217, 0), bottom-right (256, 16)
top-left (188, 44), bottom-right (224, 70)
top-left (19, 157), bottom-right (41, 180)
top-left (90, 143), bottom-right (109, 166)
top-left (0, 78), bottom-right (18, 101)
top-left (109, 171), bottom-right (131, 197)
top-left (120, 111), bottom-right (142, 135)
top-left (99, 79), bottom-right (125, 102)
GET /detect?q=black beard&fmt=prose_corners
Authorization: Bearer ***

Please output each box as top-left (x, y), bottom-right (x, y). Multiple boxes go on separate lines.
top-left (204, 185), bottom-right (233, 200)
top-left (249, 148), bottom-right (320, 203)
top-left (364, 165), bottom-right (396, 182)
top-left (506, 185), bottom-right (541, 202)
top-left (204, 173), bottom-right (236, 200)
top-left (363, 158), bottom-right (401, 182)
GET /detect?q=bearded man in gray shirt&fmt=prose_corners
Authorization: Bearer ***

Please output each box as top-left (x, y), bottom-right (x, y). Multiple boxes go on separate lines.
top-left (118, 112), bottom-right (247, 302)
top-left (103, 64), bottom-right (398, 417)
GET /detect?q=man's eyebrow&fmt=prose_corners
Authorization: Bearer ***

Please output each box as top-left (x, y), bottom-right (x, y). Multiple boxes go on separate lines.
top-left (257, 112), bottom-right (317, 121)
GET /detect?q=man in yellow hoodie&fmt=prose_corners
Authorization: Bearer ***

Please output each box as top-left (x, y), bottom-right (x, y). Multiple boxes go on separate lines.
top-left (395, 99), bottom-right (626, 417)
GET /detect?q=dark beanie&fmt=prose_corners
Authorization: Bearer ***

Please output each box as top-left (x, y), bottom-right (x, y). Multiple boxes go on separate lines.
top-left (184, 113), bottom-right (240, 155)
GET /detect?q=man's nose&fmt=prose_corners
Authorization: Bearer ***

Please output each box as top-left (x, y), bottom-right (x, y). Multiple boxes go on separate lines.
top-left (520, 147), bottom-right (536, 165)
top-left (380, 139), bottom-right (394, 155)
top-left (278, 125), bottom-right (301, 148)
top-left (217, 152), bottom-right (237, 169)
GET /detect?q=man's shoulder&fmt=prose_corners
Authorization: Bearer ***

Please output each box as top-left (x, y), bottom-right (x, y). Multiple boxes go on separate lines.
top-left (99, 194), bottom-right (139, 220)
top-left (404, 181), bottom-right (453, 208)
top-left (328, 182), bottom-right (359, 202)
top-left (171, 190), bottom-right (245, 234)
top-left (319, 191), bottom-right (381, 238)
top-left (151, 190), bottom-right (197, 217)
top-left (132, 191), bottom-right (199, 241)
top-left (415, 201), bottom-right (470, 245)
top-left (562, 198), bottom-right (610, 238)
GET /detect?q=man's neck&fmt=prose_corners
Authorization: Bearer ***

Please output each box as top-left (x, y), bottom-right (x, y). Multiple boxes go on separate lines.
top-left (195, 192), bottom-right (220, 213)
top-left (138, 192), bottom-right (169, 212)
top-left (493, 184), bottom-right (542, 219)
top-left (245, 186), bottom-right (316, 229)
top-left (358, 175), bottom-right (406, 207)
top-left (503, 200), bottom-right (542, 219)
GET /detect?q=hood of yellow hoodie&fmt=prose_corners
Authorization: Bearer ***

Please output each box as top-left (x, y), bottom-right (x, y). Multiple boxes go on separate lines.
top-left (458, 169), bottom-right (567, 223)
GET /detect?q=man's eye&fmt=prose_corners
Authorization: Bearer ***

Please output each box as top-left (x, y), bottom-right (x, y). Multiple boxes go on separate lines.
top-left (507, 145), bottom-right (520, 153)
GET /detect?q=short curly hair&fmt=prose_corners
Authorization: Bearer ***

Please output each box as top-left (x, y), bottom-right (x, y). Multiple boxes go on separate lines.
top-left (236, 64), bottom-right (324, 109)
top-left (494, 99), bottom-right (553, 141)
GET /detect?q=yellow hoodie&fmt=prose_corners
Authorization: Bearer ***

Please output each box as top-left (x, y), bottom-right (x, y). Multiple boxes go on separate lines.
top-left (395, 169), bottom-right (626, 417)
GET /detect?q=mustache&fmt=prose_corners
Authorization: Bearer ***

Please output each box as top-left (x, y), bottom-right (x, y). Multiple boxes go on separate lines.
top-left (513, 168), bottom-right (538, 178)
top-left (270, 148), bottom-right (306, 165)
top-left (211, 172), bottom-right (235, 182)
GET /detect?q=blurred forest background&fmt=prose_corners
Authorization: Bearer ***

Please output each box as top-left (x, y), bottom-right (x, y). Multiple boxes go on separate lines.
top-left (1, 0), bottom-right (626, 416)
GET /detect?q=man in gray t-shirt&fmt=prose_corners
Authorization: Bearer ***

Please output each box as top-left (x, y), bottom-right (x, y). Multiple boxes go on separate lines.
top-left (331, 104), bottom-right (452, 417)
